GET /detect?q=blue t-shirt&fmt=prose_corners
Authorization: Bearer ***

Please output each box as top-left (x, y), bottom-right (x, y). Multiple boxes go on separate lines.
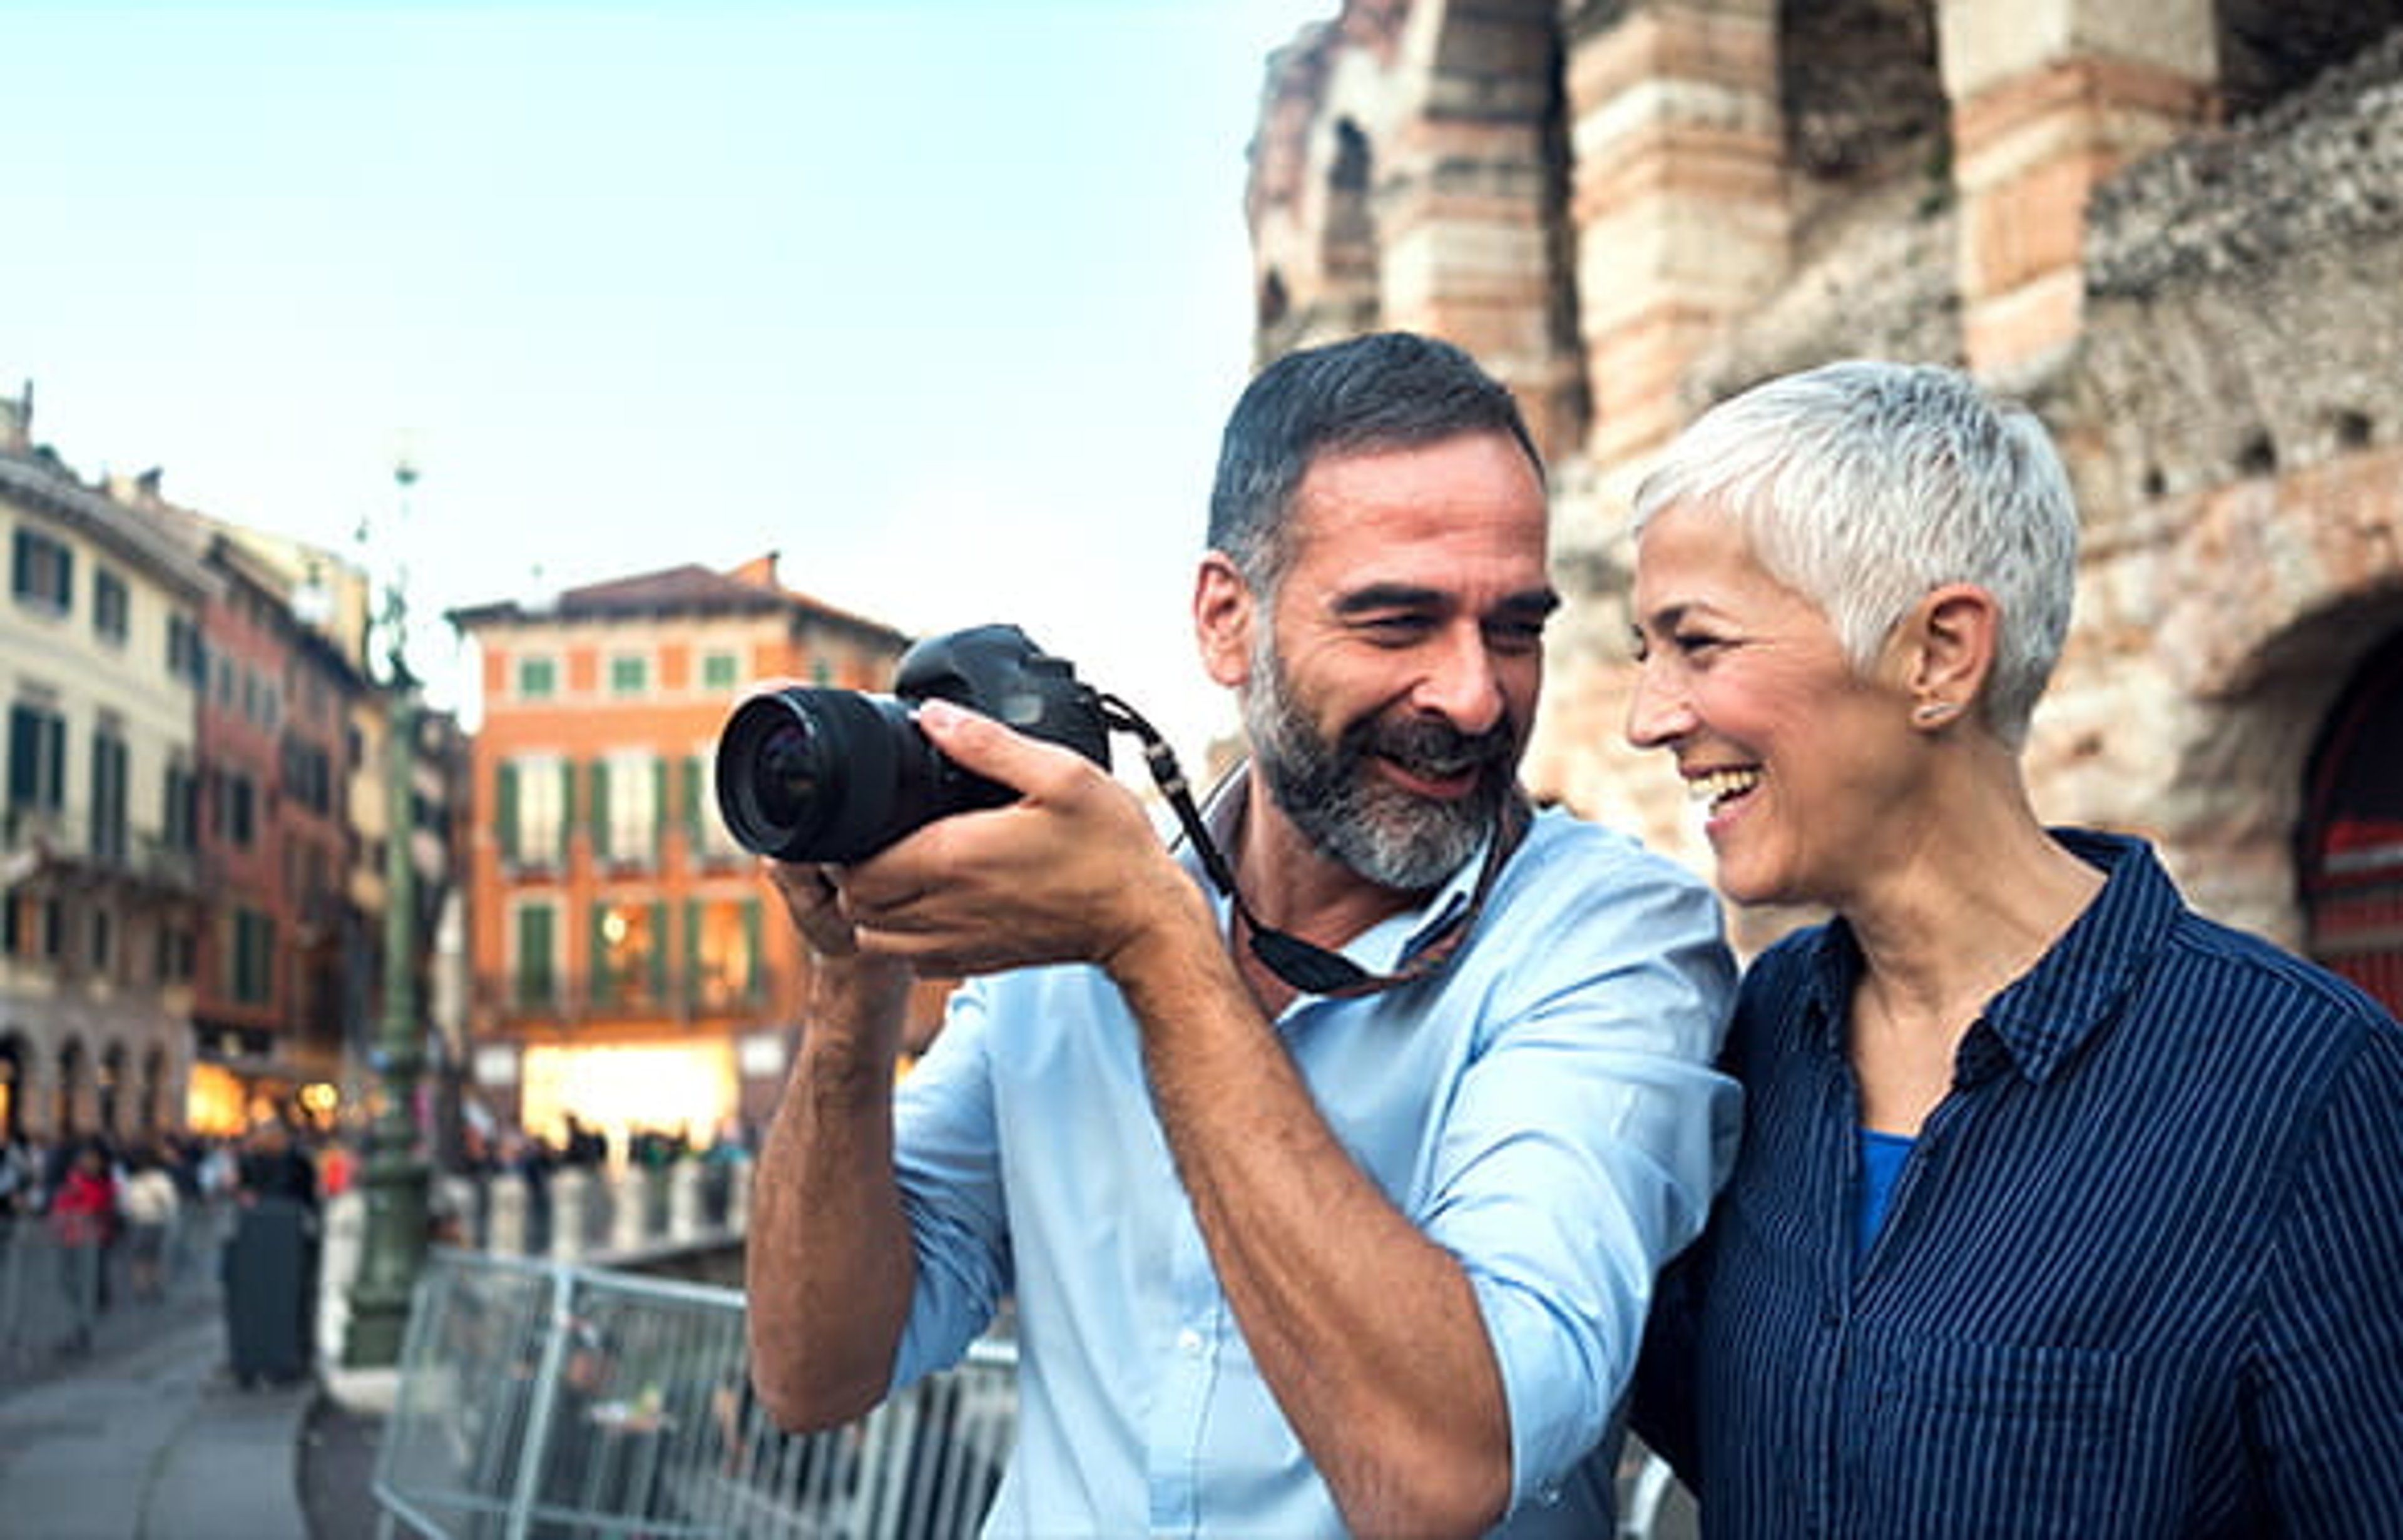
top-left (887, 797), bottom-right (1740, 1537)
top-left (1855, 1128), bottom-right (1914, 1260)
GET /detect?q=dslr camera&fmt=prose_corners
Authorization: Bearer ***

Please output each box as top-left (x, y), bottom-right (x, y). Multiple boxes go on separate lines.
top-left (713, 623), bottom-right (1111, 864)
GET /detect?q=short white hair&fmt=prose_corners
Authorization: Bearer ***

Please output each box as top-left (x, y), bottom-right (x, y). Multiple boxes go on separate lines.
top-left (1631, 360), bottom-right (2078, 748)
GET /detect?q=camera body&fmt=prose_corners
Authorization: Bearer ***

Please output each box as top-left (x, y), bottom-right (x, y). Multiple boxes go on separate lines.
top-left (713, 624), bottom-right (1111, 864)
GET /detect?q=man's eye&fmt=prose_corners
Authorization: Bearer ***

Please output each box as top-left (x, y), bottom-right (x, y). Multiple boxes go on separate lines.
top-left (1675, 632), bottom-right (1727, 656)
top-left (1360, 614), bottom-right (1434, 643)
top-left (1485, 619), bottom-right (1546, 655)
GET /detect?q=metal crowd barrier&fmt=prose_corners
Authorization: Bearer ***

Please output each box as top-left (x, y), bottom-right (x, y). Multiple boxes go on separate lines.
top-left (374, 1249), bottom-right (1014, 1539)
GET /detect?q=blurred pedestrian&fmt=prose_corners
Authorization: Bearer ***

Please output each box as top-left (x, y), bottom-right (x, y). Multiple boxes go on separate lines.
top-left (119, 1145), bottom-right (180, 1303)
top-left (47, 1139), bottom-right (115, 1355)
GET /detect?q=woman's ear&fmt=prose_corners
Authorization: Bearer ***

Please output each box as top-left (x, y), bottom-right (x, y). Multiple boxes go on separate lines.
top-left (1899, 582), bottom-right (1998, 724)
top-left (1194, 552), bottom-right (1255, 689)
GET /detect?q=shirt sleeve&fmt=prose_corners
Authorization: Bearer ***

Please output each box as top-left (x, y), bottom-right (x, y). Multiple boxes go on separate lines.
top-left (885, 979), bottom-right (1015, 1391)
top-left (1425, 836), bottom-right (1741, 1516)
top-left (2249, 1007), bottom-right (2403, 1536)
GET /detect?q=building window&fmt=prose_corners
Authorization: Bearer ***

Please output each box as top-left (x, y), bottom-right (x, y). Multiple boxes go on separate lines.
top-left (167, 614), bottom-right (206, 687)
top-left (608, 653), bottom-right (651, 697)
top-left (212, 770), bottom-right (258, 849)
top-left (155, 922), bottom-right (196, 984)
top-left (516, 655), bottom-right (559, 700)
top-left (592, 752), bottom-right (661, 867)
top-left (230, 909), bottom-right (275, 1006)
top-left (512, 900), bottom-right (558, 1009)
top-left (6, 701), bottom-right (67, 830)
top-left (282, 734), bottom-right (333, 817)
top-left (163, 762), bottom-right (199, 852)
top-left (11, 528), bottom-right (73, 613)
top-left (89, 723), bottom-right (128, 864)
top-left (498, 755), bottom-right (571, 867)
top-left (685, 895), bottom-right (762, 1011)
top-left (683, 752), bottom-right (745, 862)
top-left (93, 568), bottom-right (130, 644)
top-left (590, 898), bottom-right (665, 1009)
top-left (702, 651), bottom-right (740, 691)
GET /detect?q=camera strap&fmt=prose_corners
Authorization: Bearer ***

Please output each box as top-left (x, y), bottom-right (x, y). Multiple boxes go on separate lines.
top-left (1095, 693), bottom-right (1526, 1000)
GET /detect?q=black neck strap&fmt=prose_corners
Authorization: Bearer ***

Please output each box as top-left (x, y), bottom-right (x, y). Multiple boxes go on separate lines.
top-left (1096, 693), bottom-right (1528, 999)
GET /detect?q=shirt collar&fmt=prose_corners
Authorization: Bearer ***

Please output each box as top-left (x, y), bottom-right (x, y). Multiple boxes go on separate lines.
top-left (1186, 760), bottom-right (1494, 977)
top-left (1798, 829), bottom-right (2177, 1085)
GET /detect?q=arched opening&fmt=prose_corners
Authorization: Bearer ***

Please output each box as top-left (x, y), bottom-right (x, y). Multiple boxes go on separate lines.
top-left (98, 1041), bottom-right (128, 1140)
top-left (1780, 0), bottom-right (1948, 185)
top-left (1322, 118), bottom-right (1376, 283)
top-left (54, 1037), bottom-right (86, 1140)
top-left (141, 1044), bottom-right (170, 1135)
top-left (0, 1031), bottom-right (26, 1139)
top-left (2217, 1), bottom-right (2403, 121)
top-left (2298, 628), bottom-right (2403, 1017)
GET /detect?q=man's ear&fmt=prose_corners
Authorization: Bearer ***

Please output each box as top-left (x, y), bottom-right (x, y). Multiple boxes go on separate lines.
top-left (1899, 582), bottom-right (1998, 716)
top-left (1195, 552), bottom-right (1255, 689)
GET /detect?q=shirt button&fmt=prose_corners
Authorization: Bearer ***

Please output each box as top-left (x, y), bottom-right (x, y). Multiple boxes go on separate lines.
top-left (1177, 1328), bottom-right (1205, 1357)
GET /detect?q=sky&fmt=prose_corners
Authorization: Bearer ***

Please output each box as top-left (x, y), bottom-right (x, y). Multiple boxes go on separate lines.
top-left (5, 0), bottom-right (1335, 761)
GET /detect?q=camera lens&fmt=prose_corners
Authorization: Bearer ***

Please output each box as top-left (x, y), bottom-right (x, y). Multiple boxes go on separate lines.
top-left (755, 721), bottom-right (825, 832)
top-left (713, 688), bottom-right (922, 863)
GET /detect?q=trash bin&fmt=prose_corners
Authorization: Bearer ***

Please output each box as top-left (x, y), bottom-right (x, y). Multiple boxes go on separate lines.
top-left (223, 1196), bottom-right (318, 1385)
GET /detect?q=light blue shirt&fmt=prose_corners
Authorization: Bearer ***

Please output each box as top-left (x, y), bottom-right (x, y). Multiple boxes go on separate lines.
top-left (886, 801), bottom-right (1739, 1537)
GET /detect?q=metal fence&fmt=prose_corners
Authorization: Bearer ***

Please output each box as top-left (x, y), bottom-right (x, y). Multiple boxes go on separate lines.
top-left (375, 1249), bottom-right (1015, 1539)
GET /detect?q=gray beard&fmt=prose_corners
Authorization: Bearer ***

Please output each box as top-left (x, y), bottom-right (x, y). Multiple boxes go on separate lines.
top-left (1240, 634), bottom-right (1513, 893)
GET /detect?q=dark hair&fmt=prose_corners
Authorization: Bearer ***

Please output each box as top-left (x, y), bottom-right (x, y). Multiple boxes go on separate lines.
top-left (1207, 332), bottom-right (1543, 592)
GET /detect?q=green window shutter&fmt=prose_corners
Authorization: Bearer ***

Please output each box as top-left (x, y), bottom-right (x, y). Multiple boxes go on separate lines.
top-left (683, 897), bottom-right (702, 1009)
top-left (557, 762), bottom-right (576, 861)
top-left (516, 903), bottom-right (554, 1003)
top-left (589, 902), bottom-right (610, 995)
top-left (649, 900), bottom-right (668, 994)
top-left (589, 760), bottom-right (612, 860)
top-left (652, 757), bottom-right (668, 855)
top-left (497, 762), bottom-right (520, 862)
top-left (683, 755), bottom-right (705, 842)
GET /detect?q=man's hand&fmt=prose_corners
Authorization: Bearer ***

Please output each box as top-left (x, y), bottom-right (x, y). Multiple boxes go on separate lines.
top-left (827, 698), bottom-right (1208, 979)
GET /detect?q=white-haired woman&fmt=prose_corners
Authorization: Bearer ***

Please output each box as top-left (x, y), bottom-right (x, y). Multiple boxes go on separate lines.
top-left (1624, 360), bottom-right (2403, 1537)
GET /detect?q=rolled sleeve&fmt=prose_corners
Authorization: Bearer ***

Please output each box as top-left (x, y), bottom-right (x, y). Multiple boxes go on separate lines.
top-left (1426, 842), bottom-right (1739, 1511)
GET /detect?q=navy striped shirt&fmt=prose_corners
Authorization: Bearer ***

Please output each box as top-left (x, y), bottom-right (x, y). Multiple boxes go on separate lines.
top-left (1636, 830), bottom-right (2403, 1537)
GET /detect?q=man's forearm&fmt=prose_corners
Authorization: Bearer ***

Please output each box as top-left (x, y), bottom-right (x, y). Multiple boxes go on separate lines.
top-left (744, 959), bottom-right (917, 1432)
top-left (1111, 924), bottom-right (1514, 1539)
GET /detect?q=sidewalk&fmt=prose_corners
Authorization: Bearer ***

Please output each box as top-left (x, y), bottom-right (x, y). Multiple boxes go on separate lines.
top-left (0, 1283), bottom-right (317, 1539)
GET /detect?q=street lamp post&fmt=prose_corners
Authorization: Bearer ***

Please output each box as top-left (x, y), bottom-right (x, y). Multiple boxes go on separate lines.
top-left (345, 456), bottom-right (431, 1369)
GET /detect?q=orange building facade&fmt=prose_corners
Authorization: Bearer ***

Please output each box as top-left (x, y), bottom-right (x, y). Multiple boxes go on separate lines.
top-left (449, 556), bottom-right (934, 1156)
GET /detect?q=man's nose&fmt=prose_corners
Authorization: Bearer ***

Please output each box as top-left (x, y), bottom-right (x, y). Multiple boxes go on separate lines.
top-left (1413, 625), bottom-right (1508, 736)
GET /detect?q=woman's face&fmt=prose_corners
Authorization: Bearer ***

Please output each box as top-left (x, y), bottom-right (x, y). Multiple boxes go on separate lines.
top-left (1625, 502), bottom-right (1919, 909)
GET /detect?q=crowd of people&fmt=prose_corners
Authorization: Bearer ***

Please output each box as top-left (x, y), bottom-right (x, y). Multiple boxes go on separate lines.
top-left (0, 1122), bottom-right (320, 1360)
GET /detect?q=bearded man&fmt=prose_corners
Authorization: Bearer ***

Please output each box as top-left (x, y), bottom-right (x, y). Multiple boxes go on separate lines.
top-left (746, 332), bottom-right (1738, 1539)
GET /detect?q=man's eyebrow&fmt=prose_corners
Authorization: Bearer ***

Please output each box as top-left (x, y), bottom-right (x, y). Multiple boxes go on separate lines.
top-left (1330, 583), bottom-right (1563, 618)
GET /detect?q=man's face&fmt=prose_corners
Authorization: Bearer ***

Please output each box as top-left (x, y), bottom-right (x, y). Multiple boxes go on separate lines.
top-left (1235, 431), bottom-right (1555, 892)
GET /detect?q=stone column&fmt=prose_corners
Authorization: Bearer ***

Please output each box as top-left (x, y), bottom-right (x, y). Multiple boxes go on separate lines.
top-left (1375, 3), bottom-right (1582, 459)
top-left (1941, 0), bottom-right (2214, 374)
top-left (1564, 0), bottom-right (1791, 476)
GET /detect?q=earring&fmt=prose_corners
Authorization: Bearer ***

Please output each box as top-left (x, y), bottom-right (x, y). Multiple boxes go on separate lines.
top-left (1912, 700), bottom-right (1958, 726)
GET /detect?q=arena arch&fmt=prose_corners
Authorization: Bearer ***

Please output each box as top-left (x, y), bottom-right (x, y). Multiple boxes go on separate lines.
top-left (2298, 626), bottom-right (2403, 1016)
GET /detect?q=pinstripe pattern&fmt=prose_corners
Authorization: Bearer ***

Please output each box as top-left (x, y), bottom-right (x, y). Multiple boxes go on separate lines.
top-left (1638, 830), bottom-right (2403, 1538)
